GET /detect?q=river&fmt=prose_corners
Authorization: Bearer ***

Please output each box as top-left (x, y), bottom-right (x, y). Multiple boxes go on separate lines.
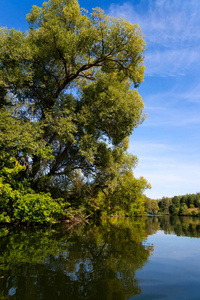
top-left (0, 216), bottom-right (200, 299)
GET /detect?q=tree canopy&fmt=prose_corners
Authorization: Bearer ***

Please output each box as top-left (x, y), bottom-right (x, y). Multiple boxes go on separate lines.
top-left (0, 0), bottom-right (149, 222)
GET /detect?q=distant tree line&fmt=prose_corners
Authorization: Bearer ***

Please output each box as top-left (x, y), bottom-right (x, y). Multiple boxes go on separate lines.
top-left (144, 193), bottom-right (200, 216)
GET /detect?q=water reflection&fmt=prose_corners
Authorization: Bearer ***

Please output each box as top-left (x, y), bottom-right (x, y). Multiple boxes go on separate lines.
top-left (0, 218), bottom-right (153, 300)
top-left (0, 216), bottom-right (200, 299)
top-left (145, 215), bottom-right (200, 238)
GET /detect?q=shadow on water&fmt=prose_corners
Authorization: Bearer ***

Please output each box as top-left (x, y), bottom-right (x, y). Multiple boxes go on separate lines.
top-left (0, 216), bottom-right (200, 299)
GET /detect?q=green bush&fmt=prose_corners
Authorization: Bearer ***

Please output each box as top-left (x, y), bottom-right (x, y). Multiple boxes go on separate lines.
top-left (179, 203), bottom-right (189, 216)
top-left (0, 159), bottom-right (65, 224)
top-left (0, 179), bottom-right (65, 224)
top-left (13, 193), bottom-right (64, 223)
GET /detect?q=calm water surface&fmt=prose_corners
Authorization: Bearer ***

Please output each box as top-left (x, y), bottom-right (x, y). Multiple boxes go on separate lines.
top-left (0, 216), bottom-right (200, 299)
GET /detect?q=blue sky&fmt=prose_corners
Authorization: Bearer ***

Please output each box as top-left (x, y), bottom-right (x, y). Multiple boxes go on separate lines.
top-left (1, 0), bottom-right (200, 199)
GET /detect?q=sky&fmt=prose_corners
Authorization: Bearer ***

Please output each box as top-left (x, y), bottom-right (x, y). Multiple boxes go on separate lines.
top-left (0, 0), bottom-right (200, 199)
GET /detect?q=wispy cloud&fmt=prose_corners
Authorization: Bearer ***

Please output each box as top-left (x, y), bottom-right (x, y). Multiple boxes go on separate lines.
top-left (108, 0), bottom-right (200, 198)
top-left (109, 0), bottom-right (200, 46)
top-left (141, 96), bottom-right (200, 128)
top-left (108, 0), bottom-right (200, 76)
top-left (179, 83), bottom-right (200, 103)
top-left (145, 49), bottom-right (200, 77)
top-left (143, 108), bottom-right (200, 127)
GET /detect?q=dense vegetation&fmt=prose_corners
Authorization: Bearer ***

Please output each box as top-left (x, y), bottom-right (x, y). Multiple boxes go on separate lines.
top-left (0, 0), bottom-right (150, 224)
top-left (145, 193), bottom-right (200, 216)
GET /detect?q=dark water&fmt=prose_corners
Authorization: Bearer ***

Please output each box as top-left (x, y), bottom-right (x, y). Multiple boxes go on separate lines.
top-left (1, 216), bottom-right (200, 300)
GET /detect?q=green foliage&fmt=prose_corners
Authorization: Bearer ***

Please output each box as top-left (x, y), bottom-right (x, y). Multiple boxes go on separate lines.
top-left (0, 0), bottom-right (145, 185)
top-left (0, 159), bottom-right (65, 223)
top-left (169, 204), bottom-right (179, 215)
top-left (172, 196), bottom-right (180, 208)
top-left (194, 195), bottom-right (200, 208)
top-left (12, 193), bottom-right (64, 223)
top-left (158, 197), bottom-right (171, 214)
top-left (179, 203), bottom-right (189, 216)
top-left (97, 171), bottom-right (150, 217)
top-left (144, 196), bottom-right (159, 214)
top-left (157, 193), bottom-right (200, 216)
top-left (0, 0), bottom-right (149, 222)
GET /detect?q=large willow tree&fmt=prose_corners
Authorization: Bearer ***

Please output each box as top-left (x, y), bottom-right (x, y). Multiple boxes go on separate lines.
top-left (0, 0), bottom-right (148, 218)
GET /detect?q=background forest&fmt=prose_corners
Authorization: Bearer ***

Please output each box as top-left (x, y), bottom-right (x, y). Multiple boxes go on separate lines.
top-left (145, 193), bottom-right (200, 216)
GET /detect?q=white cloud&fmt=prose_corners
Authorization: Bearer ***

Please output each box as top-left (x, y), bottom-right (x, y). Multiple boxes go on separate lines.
top-left (140, 86), bottom-right (200, 127)
top-left (179, 83), bottom-right (200, 104)
top-left (143, 110), bottom-right (200, 127)
top-left (145, 49), bottom-right (200, 76)
top-left (108, 0), bottom-right (200, 76)
top-left (109, 0), bottom-right (200, 46)
top-left (108, 1), bottom-right (200, 198)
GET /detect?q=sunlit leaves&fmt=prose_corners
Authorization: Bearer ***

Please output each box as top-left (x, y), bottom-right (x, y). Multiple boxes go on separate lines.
top-left (0, 0), bottom-right (148, 219)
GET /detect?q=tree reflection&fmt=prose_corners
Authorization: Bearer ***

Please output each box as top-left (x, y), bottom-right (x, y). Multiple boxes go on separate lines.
top-left (144, 215), bottom-right (200, 238)
top-left (0, 219), bottom-right (153, 300)
top-left (2, 216), bottom-right (200, 299)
